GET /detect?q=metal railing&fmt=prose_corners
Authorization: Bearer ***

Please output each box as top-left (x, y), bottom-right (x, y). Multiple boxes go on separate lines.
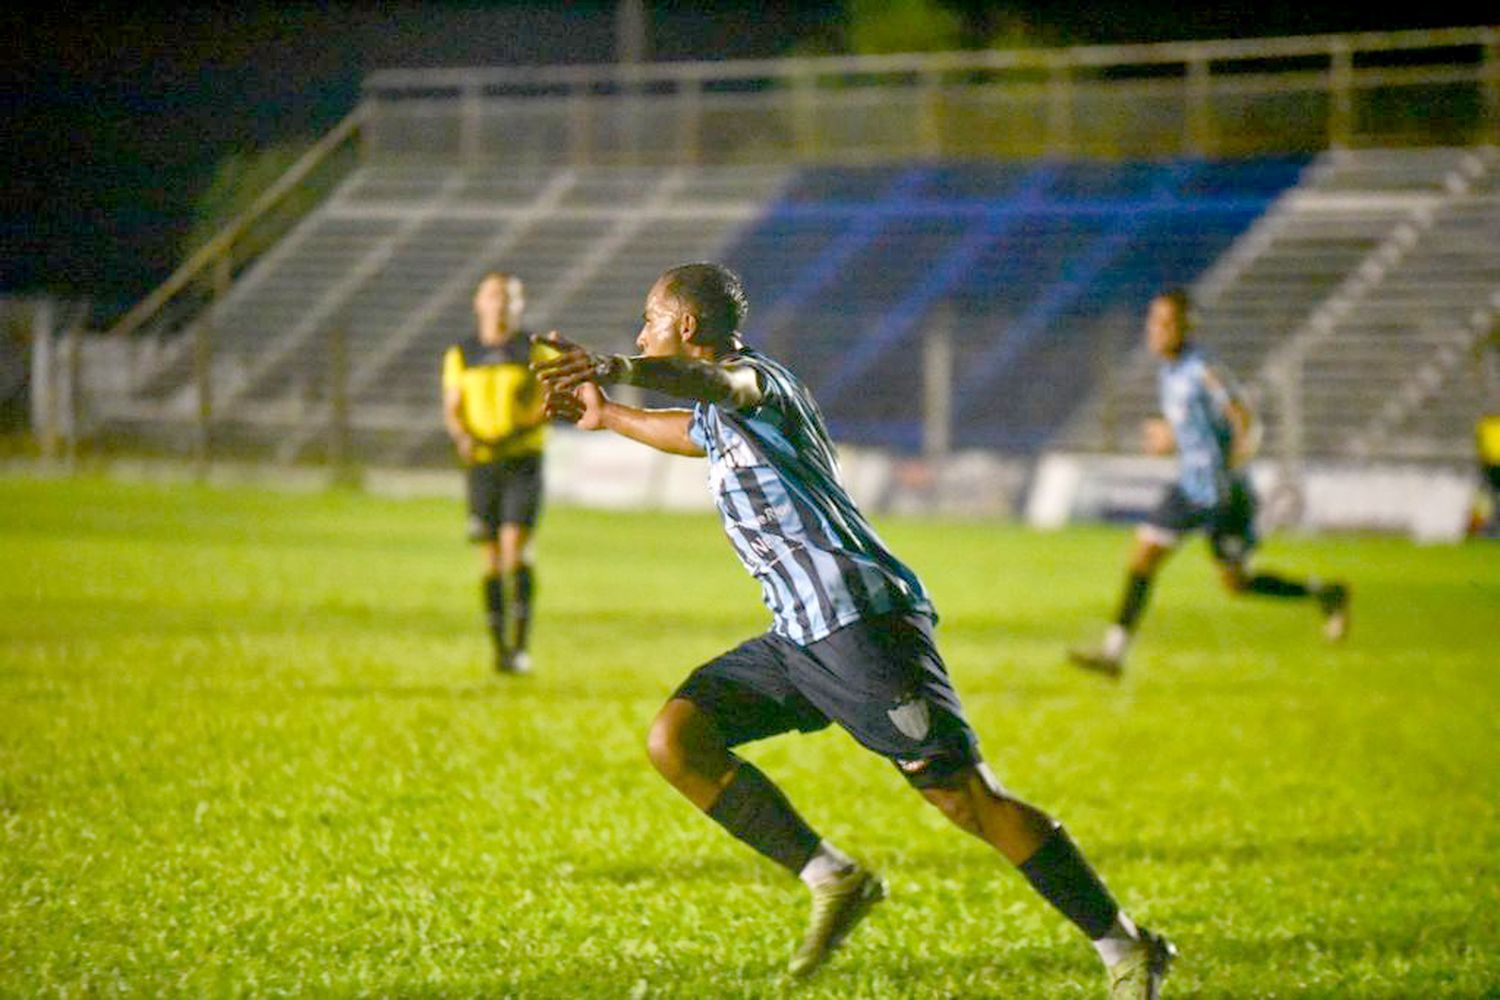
top-left (363, 26), bottom-right (1498, 166)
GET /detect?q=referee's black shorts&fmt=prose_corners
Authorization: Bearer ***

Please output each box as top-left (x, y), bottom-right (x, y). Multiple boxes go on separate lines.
top-left (465, 454), bottom-right (543, 541)
top-left (673, 611), bottom-right (982, 789)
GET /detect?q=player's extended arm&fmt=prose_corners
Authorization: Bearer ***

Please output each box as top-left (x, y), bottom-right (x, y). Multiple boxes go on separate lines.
top-left (532, 333), bottom-right (762, 409)
top-left (546, 382), bottom-right (705, 457)
top-left (1225, 399), bottom-right (1259, 467)
top-left (599, 355), bottom-right (762, 409)
top-left (601, 400), bottom-right (704, 457)
top-left (1205, 366), bottom-right (1260, 466)
top-left (1142, 416), bottom-right (1176, 455)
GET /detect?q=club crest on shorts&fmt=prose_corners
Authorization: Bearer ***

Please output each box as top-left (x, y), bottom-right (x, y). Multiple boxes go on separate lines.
top-left (887, 697), bottom-right (931, 741)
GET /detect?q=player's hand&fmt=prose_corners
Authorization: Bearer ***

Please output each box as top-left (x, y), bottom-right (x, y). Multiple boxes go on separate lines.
top-left (1142, 417), bottom-right (1175, 456)
top-left (453, 433), bottom-right (476, 463)
top-left (547, 382), bottom-right (607, 431)
top-left (532, 331), bottom-right (612, 394)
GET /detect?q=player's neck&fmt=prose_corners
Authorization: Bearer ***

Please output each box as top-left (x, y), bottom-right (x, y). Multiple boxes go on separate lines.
top-left (691, 335), bottom-right (744, 363)
top-left (478, 324), bottom-right (516, 345)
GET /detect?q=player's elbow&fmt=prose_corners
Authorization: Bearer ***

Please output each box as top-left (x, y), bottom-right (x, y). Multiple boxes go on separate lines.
top-left (720, 367), bottom-right (763, 410)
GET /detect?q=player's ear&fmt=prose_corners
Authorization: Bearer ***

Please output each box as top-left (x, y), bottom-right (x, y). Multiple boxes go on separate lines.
top-left (678, 311), bottom-right (699, 343)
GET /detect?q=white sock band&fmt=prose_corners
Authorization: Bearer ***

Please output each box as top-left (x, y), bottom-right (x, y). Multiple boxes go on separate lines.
top-left (1092, 911), bottom-right (1141, 966)
top-left (798, 840), bottom-right (855, 888)
top-left (1103, 624), bottom-right (1130, 660)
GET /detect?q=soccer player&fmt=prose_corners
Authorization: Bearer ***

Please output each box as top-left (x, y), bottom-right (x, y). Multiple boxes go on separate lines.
top-left (442, 272), bottom-right (551, 675)
top-left (1069, 289), bottom-right (1351, 678)
top-left (534, 263), bottom-right (1175, 997)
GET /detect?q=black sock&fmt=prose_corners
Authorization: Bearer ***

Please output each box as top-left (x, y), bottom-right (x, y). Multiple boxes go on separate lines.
top-left (706, 760), bottom-right (822, 876)
top-left (1017, 826), bottom-right (1121, 940)
top-left (482, 574), bottom-right (507, 655)
top-left (1115, 571), bottom-right (1153, 631)
top-left (512, 564), bottom-right (534, 653)
top-left (1245, 573), bottom-right (1311, 598)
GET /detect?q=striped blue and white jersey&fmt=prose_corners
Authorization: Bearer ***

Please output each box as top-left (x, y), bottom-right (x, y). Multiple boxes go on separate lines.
top-left (1158, 345), bottom-right (1240, 507)
top-left (688, 346), bottom-right (933, 646)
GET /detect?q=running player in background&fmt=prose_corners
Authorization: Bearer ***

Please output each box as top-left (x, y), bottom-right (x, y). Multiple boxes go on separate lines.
top-left (1069, 289), bottom-right (1351, 679)
top-left (442, 272), bottom-right (552, 675)
top-left (534, 262), bottom-right (1174, 998)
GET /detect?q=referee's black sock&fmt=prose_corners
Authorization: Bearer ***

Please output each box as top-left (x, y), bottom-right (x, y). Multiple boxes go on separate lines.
top-left (1017, 825), bottom-right (1121, 940)
top-left (706, 760), bottom-right (822, 877)
top-left (1244, 573), bottom-right (1311, 599)
top-left (1115, 571), bottom-right (1153, 631)
top-left (511, 564), bottom-right (534, 653)
top-left (482, 574), bottom-right (507, 656)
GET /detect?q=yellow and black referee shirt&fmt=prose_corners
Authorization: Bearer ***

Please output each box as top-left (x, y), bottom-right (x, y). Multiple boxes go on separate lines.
top-left (442, 334), bottom-right (555, 464)
top-left (1478, 414), bottom-right (1500, 469)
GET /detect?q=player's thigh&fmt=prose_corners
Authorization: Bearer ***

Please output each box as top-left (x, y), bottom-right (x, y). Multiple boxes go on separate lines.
top-left (672, 633), bottom-right (830, 749)
top-left (794, 612), bottom-right (981, 789)
top-left (1209, 478), bottom-right (1259, 566)
top-left (465, 463), bottom-right (504, 543)
top-left (497, 523), bottom-right (532, 569)
top-left (1135, 485), bottom-right (1203, 557)
top-left (496, 455), bottom-right (544, 532)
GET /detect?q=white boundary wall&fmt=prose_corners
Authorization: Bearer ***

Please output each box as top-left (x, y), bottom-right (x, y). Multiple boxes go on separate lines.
top-left (539, 429), bottom-right (1031, 518)
top-left (1025, 452), bottom-right (1477, 543)
top-left (8, 432), bottom-right (1479, 543)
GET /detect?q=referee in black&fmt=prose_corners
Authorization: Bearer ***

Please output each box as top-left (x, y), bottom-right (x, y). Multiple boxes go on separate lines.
top-left (442, 272), bottom-right (552, 674)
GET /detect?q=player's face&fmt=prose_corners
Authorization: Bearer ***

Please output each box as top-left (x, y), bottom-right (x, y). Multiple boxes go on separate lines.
top-left (636, 281), bottom-right (690, 358)
top-left (474, 275), bottom-right (524, 334)
top-left (1146, 296), bottom-right (1186, 358)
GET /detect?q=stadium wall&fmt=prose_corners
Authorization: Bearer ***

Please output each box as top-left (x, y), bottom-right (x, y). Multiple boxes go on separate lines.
top-left (1025, 452), bottom-right (1479, 542)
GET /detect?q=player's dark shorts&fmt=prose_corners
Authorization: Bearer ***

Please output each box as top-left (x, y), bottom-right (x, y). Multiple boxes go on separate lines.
top-left (673, 611), bottom-right (981, 789)
top-left (1142, 476), bottom-right (1258, 564)
top-left (465, 454), bottom-right (543, 540)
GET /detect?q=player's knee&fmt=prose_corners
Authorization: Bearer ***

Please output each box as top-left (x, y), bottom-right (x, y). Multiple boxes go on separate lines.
top-left (1218, 564), bottom-right (1248, 592)
top-left (645, 713), bottom-right (687, 780)
top-left (497, 531), bottom-right (530, 573)
top-left (646, 703), bottom-right (716, 784)
top-left (477, 541), bottom-right (502, 575)
top-left (921, 785), bottom-right (983, 836)
top-left (916, 761), bottom-right (1009, 836)
top-left (1127, 545), bottom-right (1166, 576)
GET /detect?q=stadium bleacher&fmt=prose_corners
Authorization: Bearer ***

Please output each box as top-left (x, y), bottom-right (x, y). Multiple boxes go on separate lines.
top-left (1058, 146), bottom-right (1500, 463)
top-left (98, 146), bottom-right (1496, 468)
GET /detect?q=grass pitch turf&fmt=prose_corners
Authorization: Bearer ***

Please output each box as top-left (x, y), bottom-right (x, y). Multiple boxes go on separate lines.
top-left (1, 473), bottom-right (1496, 997)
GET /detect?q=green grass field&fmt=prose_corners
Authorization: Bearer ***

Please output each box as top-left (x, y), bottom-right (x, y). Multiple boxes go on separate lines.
top-left (2, 473), bottom-right (1497, 998)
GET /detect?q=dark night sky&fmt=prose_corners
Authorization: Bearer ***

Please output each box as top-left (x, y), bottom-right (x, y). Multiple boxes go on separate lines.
top-left (2, 1), bottom-right (1488, 321)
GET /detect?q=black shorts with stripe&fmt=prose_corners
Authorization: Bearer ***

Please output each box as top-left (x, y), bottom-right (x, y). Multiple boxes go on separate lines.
top-left (466, 454), bottom-right (543, 540)
top-left (1144, 477), bottom-right (1258, 565)
top-left (673, 611), bottom-right (981, 788)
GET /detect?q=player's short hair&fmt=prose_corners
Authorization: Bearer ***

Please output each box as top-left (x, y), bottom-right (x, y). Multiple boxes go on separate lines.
top-left (1158, 287), bottom-right (1194, 326)
top-left (658, 263), bottom-right (748, 347)
top-left (480, 271), bottom-right (522, 295)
